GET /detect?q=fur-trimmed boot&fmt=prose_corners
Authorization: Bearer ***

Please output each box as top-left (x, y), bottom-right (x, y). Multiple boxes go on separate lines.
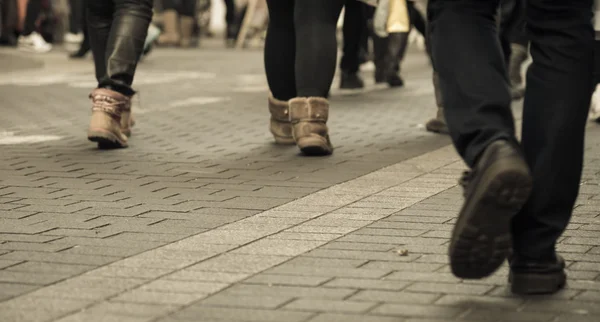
top-left (87, 88), bottom-right (131, 148)
top-left (289, 97), bottom-right (334, 156)
top-left (268, 96), bottom-right (294, 145)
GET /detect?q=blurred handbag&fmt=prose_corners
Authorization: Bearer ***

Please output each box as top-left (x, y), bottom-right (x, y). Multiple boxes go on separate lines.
top-left (387, 0), bottom-right (410, 33)
top-left (373, 0), bottom-right (410, 37)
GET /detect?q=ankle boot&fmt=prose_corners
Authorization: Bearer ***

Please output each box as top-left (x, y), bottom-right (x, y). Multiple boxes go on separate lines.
top-left (268, 96), bottom-right (294, 145)
top-left (509, 43), bottom-right (528, 100)
top-left (158, 10), bottom-right (180, 46)
top-left (179, 16), bottom-right (195, 48)
top-left (425, 72), bottom-right (449, 134)
top-left (289, 97), bottom-right (333, 156)
top-left (87, 88), bottom-right (131, 148)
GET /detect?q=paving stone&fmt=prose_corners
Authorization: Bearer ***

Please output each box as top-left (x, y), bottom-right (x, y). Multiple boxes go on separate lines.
top-left (201, 294), bottom-right (293, 309)
top-left (462, 309), bottom-right (557, 321)
top-left (324, 278), bottom-right (411, 291)
top-left (139, 279), bottom-right (228, 294)
top-left (371, 303), bottom-right (465, 318)
top-left (171, 306), bottom-right (315, 322)
top-left (186, 254), bottom-right (291, 273)
top-left (111, 289), bottom-right (208, 305)
top-left (349, 290), bottom-right (441, 304)
top-left (54, 313), bottom-right (154, 322)
top-left (222, 284), bottom-right (357, 299)
top-left (243, 274), bottom-right (332, 287)
top-left (231, 238), bottom-right (328, 256)
top-left (406, 282), bottom-right (494, 295)
top-left (284, 299), bottom-right (377, 313)
top-left (306, 313), bottom-right (404, 322)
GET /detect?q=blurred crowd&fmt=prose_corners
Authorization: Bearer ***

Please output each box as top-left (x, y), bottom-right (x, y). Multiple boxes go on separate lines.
top-left (0, 0), bottom-right (267, 53)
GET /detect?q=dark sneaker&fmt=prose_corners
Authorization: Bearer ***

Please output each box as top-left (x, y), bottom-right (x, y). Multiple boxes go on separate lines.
top-left (340, 72), bottom-right (365, 89)
top-left (449, 140), bottom-right (532, 279)
top-left (387, 74), bottom-right (404, 87)
top-left (509, 255), bottom-right (567, 295)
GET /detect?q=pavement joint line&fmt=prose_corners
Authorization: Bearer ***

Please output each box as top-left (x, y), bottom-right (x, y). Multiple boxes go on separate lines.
top-left (1, 144), bottom-right (464, 322)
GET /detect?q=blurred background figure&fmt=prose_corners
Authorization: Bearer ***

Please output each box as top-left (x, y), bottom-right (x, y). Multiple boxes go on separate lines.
top-left (157, 0), bottom-right (197, 47)
top-left (65, 0), bottom-right (83, 43)
top-left (17, 0), bottom-right (52, 53)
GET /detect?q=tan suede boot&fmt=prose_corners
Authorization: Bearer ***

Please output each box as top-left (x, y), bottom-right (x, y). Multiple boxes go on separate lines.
top-left (289, 97), bottom-right (333, 156)
top-left (87, 88), bottom-right (130, 148)
top-left (268, 96), bottom-right (294, 145)
top-left (158, 10), bottom-right (180, 46)
top-left (179, 16), bottom-right (195, 48)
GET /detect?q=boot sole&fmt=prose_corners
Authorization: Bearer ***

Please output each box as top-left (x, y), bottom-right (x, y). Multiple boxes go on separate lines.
top-left (449, 160), bottom-right (532, 279)
top-left (509, 270), bottom-right (567, 295)
top-left (297, 137), bottom-right (333, 156)
top-left (88, 129), bottom-right (128, 149)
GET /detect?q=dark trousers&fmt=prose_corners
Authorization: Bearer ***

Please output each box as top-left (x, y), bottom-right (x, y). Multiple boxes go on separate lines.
top-left (264, 0), bottom-right (345, 100)
top-left (88, 0), bottom-right (153, 96)
top-left (499, 0), bottom-right (527, 47)
top-left (340, 0), bottom-right (368, 73)
top-left (429, 0), bottom-right (594, 260)
top-left (162, 0), bottom-right (196, 17)
top-left (68, 0), bottom-right (83, 33)
top-left (22, 0), bottom-right (42, 35)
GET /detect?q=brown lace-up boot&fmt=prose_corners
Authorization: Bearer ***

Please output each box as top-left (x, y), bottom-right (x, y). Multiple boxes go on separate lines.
top-left (87, 88), bottom-right (131, 148)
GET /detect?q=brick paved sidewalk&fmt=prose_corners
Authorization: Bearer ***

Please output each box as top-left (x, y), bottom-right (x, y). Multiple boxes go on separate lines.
top-left (0, 46), bottom-right (599, 322)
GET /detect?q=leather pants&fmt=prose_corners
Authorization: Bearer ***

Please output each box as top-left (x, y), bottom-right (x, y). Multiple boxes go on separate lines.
top-left (87, 0), bottom-right (153, 96)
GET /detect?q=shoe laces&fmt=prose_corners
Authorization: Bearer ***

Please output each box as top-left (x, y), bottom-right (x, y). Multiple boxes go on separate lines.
top-left (90, 92), bottom-right (130, 119)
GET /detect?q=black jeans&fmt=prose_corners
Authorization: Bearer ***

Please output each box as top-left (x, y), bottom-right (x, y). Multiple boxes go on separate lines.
top-left (429, 0), bottom-right (593, 260)
top-left (162, 0), bottom-right (196, 17)
top-left (264, 0), bottom-right (345, 100)
top-left (87, 0), bottom-right (153, 96)
top-left (69, 0), bottom-right (83, 34)
top-left (340, 0), bottom-right (369, 73)
top-left (22, 0), bottom-right (42, 36)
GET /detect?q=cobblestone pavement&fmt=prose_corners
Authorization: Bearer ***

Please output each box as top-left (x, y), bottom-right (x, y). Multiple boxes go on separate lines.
top-left (0, 45), bottom-right (599, 322)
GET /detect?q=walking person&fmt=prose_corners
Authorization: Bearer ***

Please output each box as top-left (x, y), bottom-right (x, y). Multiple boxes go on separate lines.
top-left (265, 0), bottom-right (345, 156)
top-left (86, 0), bottom-right (153, 148)
top-left (17, 0), bottom-right (52, 53)
top-left (158, 0), bottom-right (196, 47)
top-left (429, 0), bottom-right (593, 295)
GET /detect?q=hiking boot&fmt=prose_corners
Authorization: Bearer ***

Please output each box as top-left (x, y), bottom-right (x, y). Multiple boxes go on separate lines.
top-left (509, 254), bottom-right (567, 295)
top-left (268, 95), bottom-right (294, 145)
top-left (289, 97), bottom-right (334, 156)
top-left (340, 71), bottom-right (365, 89)
top-left (449, 140), bottom-right (532, 279)
top-left (425, 108), bottom-right (449, 134)
top-left (87, 88), bottom-right (131, 149)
